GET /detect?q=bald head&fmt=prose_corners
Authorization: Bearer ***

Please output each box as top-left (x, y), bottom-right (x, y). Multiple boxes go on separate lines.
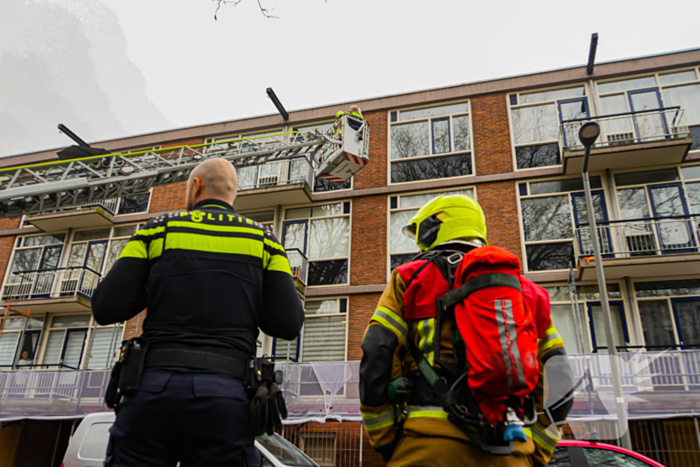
top-left (186, 158), bottom-right (238, 211)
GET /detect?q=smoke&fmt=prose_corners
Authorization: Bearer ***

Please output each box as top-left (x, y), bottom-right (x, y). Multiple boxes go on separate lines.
top-left (0, 0), bottom-right (168, 157)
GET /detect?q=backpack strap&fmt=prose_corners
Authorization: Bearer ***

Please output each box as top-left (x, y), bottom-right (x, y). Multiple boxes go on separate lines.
top-left (441, 273), bottom-right (521, 311)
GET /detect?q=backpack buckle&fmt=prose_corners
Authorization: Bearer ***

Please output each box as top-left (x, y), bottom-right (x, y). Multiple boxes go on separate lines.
top-left (446, 253), bottom-right (463, 265)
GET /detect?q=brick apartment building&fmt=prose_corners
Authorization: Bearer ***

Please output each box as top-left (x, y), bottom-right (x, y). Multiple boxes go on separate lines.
top-left (1, 48), bottom-right (700, 466)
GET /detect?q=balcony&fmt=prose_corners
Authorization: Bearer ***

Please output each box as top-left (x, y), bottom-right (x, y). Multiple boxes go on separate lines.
top-left (25, 199), bottom-right (117, 232)
top-left (1, 266), bottom-right (101, 313)
top-left (574, 215), bottom-right (700, 280)
top-left (233, 158), bottom-right (314, 212)
top-left (560, 107), bottom-right (694, 174)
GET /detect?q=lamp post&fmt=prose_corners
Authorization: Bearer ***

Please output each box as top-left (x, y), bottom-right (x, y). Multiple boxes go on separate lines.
top-left (578, 122), bottom-right (632, 449)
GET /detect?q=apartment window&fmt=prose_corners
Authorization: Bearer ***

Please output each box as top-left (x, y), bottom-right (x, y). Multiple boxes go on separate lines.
top-left (282, 202), bottom-right (350, 286)
top-left (388, 188), bottom-right (475, 270)
top-left (41, 314), bottom-right (91, 369)
top-left (242, 210), bottom-right (275, 235)
top-left (546, 284), bottom-right (627, 354)
top-left (294, 122), bottom-right (352, 192)
top-left (518, 176), bottom-right (605, 272)
top-left (509, 86), bottom-right (589, 169)
top-left (3, 234), bottom-right (66, 299)
top-left (0, 316), bottom-right (45, 368)
top-left (274, 298), bottom-right (348, 363)
top-left (634, 279), bottom-right (700, 349)
top-left (597, 69), bottom-right (700, 150)
top-left (68, 225), bottom-right (139, 276)
top-left (115, 192), bottom-right (151, 215)
top-left (389, 102), bottom-right (473, 183)
top-left (613, 167), bottom-right (700, 255)
top-left (86, 323), bottom-right (124, 369)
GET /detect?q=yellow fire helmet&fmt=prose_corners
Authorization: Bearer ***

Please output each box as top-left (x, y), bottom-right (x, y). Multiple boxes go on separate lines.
top-left (335, 111), bottom-right (345, 119)
top-left (402, 194), bottom-right (488, 251)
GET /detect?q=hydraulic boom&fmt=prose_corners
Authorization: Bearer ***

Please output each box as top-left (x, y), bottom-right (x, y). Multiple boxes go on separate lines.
top-left (0, 115), bottom-right (369, 218)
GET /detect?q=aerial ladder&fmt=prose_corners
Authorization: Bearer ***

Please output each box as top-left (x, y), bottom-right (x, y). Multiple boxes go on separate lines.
top-left (0, 114), bottom-right (369, 219)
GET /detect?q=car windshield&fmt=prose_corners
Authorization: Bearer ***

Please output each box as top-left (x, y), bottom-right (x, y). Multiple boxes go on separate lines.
top-left (256, 433), bottom-right (317, 466)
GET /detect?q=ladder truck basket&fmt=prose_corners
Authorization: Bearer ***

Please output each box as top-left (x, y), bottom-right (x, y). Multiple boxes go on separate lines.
top-left (316, 115), bottom-right (369, 184)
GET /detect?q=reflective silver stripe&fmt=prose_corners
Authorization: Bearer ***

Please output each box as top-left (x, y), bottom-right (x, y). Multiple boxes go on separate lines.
top-left (362, 409), bottom-right (395, 429)
top-left (374, 309), bottom-right (408, 338)
top-left (542, 331), bottom-right (562, 343)
top-left (531, 423), bottom-right (560, 450)
top-left (494, 299), bottom-right (526, 390)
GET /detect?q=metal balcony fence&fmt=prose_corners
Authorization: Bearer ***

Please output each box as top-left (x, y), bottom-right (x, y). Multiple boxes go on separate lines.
top-left (574, 214), bottom-right (700, 259)
top-left (1, 266), bottom-right (101, 302)
top-left (560, 107), bottom-right (690, 152)
top-left (286, 248), bottom-right (308, 287)
top-left (1, 353), bottom-right (700, 423)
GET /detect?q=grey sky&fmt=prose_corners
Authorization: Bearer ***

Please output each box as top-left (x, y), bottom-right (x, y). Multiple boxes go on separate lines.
top-left (1, 0), bottom-right (698, 157)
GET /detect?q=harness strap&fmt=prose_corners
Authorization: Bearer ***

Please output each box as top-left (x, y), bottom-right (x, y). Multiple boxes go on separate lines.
top-left (442, 273), bottom-right (521, 310)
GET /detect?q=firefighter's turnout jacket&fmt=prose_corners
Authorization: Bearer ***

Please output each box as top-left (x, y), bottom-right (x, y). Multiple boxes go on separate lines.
top-left (360, 252), bottom-right (574, 466)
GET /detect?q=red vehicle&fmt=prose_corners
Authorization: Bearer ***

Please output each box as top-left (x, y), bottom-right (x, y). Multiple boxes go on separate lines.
top-left (552, 439), bottom-right (665, 466)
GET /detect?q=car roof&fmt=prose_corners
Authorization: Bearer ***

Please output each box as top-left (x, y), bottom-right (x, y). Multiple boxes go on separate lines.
top-left (557, 439), bottom-right (665, 466)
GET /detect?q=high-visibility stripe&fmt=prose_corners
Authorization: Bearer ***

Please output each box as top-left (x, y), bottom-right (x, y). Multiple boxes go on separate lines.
top-left (134, 225), bottom-right (166, 238)
top-left (362, 408), bottom-right (395, 431)
top-left (118, 239), bottom-right (148, 259)
top-left (165, 232), bottom-right (262, 259)
top-left (524, 423), bottom-right (560, 453)
top-left (372, 307), bottom-right (408, 343)
top-left (266, 255), bottom-right (293, 275)
top-left (149, 238), bottom-right (164, 259)
top-left (406, 406), bottom-right (449, 419)
top-left (495, 299), bottom-right (525, 389)
top-left (417, 318), bottom-right (436, 366)
top-left (539, 327), bottom-right (564, 351)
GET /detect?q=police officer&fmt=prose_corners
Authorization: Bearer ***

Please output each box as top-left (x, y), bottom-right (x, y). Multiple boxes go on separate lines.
top-left (92, 157), bottom-right (304, 467)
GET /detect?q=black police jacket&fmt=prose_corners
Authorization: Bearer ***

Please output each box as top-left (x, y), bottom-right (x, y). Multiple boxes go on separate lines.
top-left (92, 199), bottom-right (304, 356)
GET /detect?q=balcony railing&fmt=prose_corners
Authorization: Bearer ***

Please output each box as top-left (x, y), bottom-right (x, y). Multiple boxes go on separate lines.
top-left (574, 215), bottom-right (700, 259)
top-left (286, 248), bottom-right (308, 287)
top-left (560, 107), bottom-right (690, 152)
top-left (1, 266), bottom-right (101, 302)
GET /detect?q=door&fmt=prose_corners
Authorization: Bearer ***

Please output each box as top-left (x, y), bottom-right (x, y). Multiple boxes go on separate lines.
top-left (80, 241), bottom-right (107, 294)
top-left (559, 98), bottom-right (590, 148)
top-left (282, 220), bottom-right (308, 274)
top-left (32, 245), bottom-right (62, 296)
top-left (628, 88), bottom-right (667, 141)
top-left (587, 301), bottom-right (629, 353)
top-left (672, 298), bottom-right (700, 349)
top-left (571, 191), bottom-right (611, 257)
top-left (647, 183), bottom-right (696, 252)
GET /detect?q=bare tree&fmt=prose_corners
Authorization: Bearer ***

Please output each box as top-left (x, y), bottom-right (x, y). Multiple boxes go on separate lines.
top-left (213, 0), bottom-right (279, 20)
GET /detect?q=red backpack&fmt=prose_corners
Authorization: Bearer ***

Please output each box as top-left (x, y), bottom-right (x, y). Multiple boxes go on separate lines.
top-left (447, 246), bottom-right (545, 428)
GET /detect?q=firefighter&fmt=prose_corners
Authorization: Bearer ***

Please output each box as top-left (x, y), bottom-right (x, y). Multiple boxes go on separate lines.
top-left (359, 194), bottom-right (574, 466)
top-left (347, 105), bottom-right (364, 131)
top-left (334, 110), bottom-right (345, 140)
top-left (92, 158), bottom-right (304, 467)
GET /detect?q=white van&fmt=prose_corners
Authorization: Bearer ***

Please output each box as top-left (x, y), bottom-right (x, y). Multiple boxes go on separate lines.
top-left (62, 412), bottom-right (318, 467)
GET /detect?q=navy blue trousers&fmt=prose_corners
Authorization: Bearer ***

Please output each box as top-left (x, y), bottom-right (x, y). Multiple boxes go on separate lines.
top-left (105, 368), bottom-right (259, 467)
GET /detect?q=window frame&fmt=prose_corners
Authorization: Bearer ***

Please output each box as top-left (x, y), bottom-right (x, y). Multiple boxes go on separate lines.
top-left (239, 209), bottom-right (277, 236)
top-left (65, 224), bottom-right (143, 277)
top-left (386, 186), bottom-right (477, 278)
top-left (507, 84), bottom-right (592, 171)
top-left (546, 281), bottom-right (631, 354)
top-left (387, 100), bottom-right (475, 185)
top-left (281, 201), bottom-right (352, 288)
top-left (37, 313), bottom-right (92, 370)
top-left (517, 174), bottom-right (611, 273)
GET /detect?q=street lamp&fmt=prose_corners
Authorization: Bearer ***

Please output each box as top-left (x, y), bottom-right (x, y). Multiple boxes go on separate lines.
top-left (578, 122), bottom-right (633, 449)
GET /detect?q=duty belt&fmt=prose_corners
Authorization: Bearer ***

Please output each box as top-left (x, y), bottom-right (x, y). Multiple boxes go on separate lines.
top-left (144, 342), bottom-right (249, 380)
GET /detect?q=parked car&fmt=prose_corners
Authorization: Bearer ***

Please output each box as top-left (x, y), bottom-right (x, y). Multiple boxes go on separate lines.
top-left (553, 439), bottom-right (665, 466)
top-left (62, 412), bottom-right (318, 467)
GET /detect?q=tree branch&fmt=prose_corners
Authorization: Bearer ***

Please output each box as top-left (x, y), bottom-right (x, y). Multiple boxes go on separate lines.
top-left (213, 0), bottom-right (279, 20)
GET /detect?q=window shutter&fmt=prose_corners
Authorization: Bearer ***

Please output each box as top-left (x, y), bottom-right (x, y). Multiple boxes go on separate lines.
top-left (301, 315), bottom-right (346, 362)
top-left (87, 327), bottom-right (123, 369)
